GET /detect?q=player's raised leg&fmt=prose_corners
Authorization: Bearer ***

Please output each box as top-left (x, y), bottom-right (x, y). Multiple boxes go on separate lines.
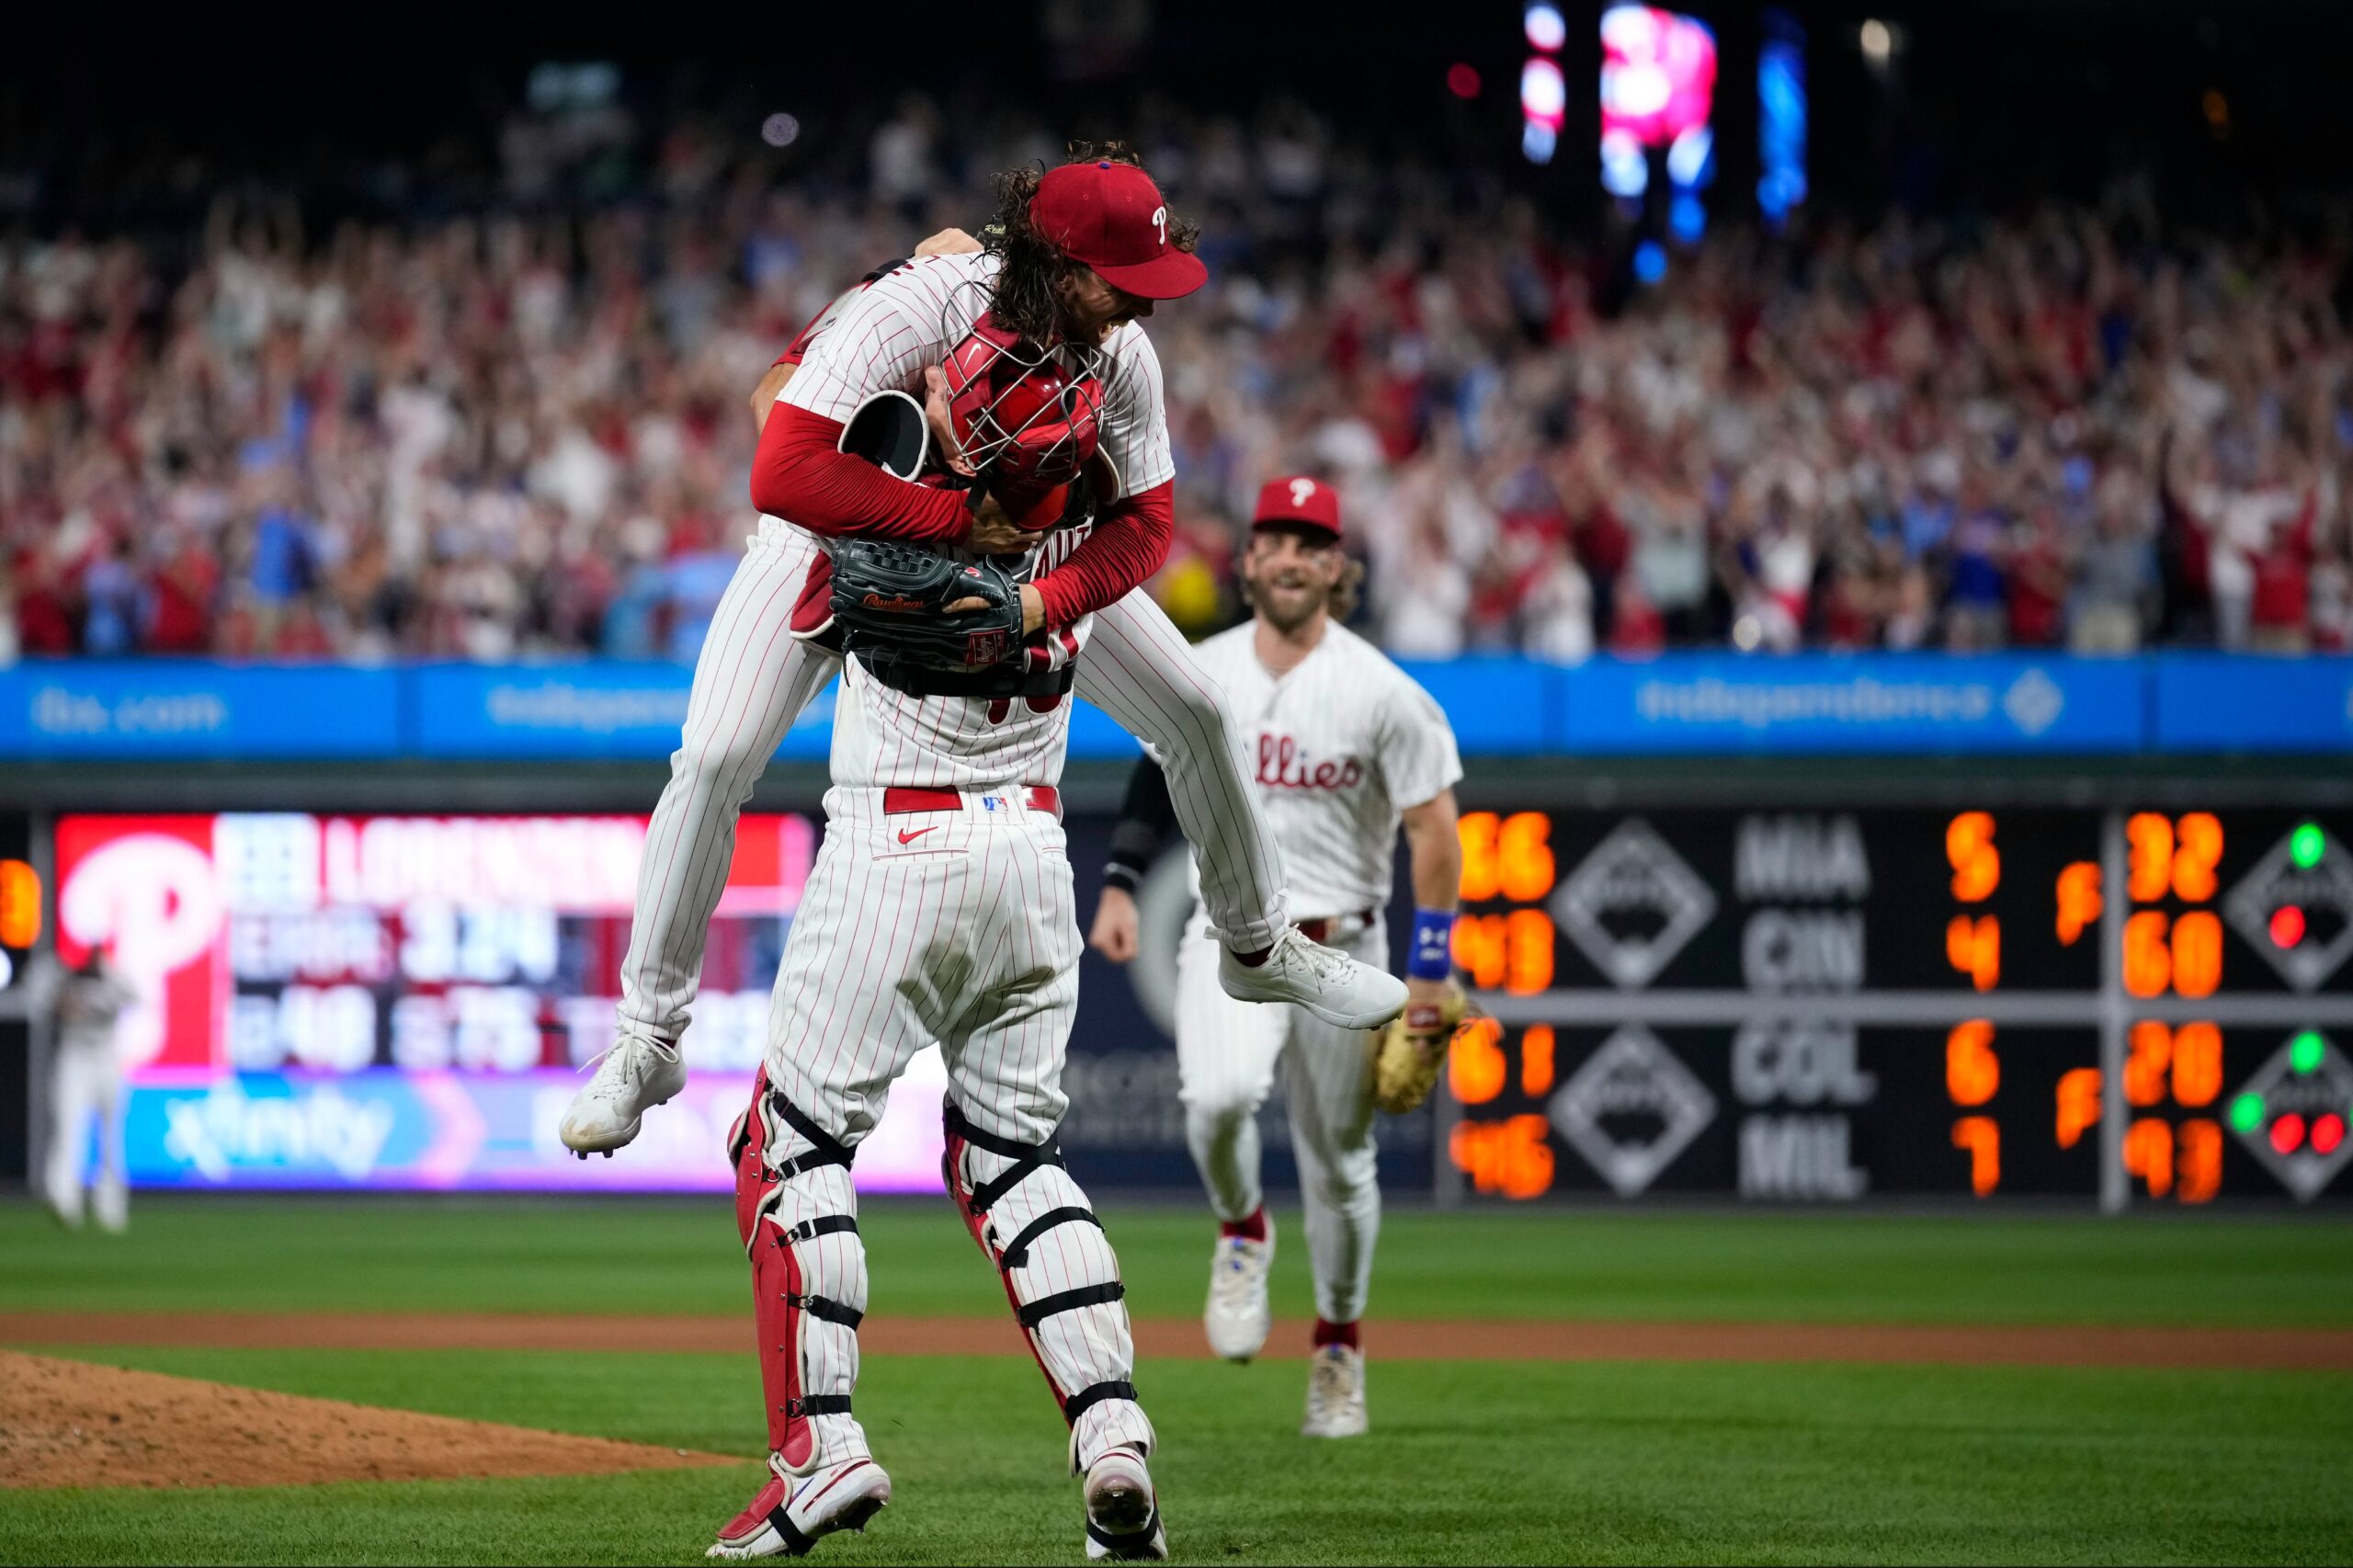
top-left (1080, 591), bottom-right (1404, 1030)
top-left (563, 521), bottom-right (840, 1157)
top-left (1172, 911), bottom-right (1287, 1361)
top-left (1282, 924), bottom-right (1386, 1438)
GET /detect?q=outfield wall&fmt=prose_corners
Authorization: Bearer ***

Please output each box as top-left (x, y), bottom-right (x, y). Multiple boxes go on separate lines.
top-left (4, 652), bottom-right (2351, 1210)
top-left (3, 652), bottom-right (2349, 762)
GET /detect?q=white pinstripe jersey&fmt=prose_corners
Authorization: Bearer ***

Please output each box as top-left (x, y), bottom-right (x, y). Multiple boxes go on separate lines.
top-left (782, 252), bottom-right (1176, 790)
top-left (1187, 621), bottom-right (1463, 919)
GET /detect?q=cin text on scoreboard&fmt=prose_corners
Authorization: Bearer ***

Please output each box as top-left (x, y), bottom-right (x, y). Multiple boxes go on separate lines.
top-left (1444, 808), bottom-right (2353, 1207)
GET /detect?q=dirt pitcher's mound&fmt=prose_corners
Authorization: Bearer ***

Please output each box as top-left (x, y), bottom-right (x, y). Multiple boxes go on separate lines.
top-left (0, 1351), bottom-right (738, 1491)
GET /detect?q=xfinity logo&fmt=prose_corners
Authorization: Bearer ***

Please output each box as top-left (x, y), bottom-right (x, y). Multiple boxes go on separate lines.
top-left (1548, 1025), bottom-right (1716, 1197)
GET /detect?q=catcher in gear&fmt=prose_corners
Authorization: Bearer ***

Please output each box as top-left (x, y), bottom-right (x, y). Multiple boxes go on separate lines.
top-left (817, 334), bottom-right (1118, 699)
top-left (1088, 474), bottom-right (1464, 1441)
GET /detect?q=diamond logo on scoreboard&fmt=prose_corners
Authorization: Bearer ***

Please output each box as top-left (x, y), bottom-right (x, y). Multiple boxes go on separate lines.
top-left (2002, 667), bottom-right (2065, 736)
top-left (2222, 825), bottom-right (2353, 992)
top-left (2224, 1031), bottom-right (2353, 1201)
top-left (1548, 1024), bottom-right (1717, 1197)
top-left (1550, 818), bottom-right (1718, 989)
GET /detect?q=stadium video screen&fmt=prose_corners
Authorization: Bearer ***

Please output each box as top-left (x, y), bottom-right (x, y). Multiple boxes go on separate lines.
top-left (50, 812), bottom-right (950, 1194)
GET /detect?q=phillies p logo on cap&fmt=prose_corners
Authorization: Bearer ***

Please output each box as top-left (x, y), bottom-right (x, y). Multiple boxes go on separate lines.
top-left (1251, 474), bottom-right (1343, 538)
top-left (1029, 162), bottom-right (1208, 301)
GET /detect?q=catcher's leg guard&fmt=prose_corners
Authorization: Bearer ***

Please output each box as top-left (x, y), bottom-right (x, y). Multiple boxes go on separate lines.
top-left (940, 1096), bottom-right (1154, 1472)
top-left (733, 1074), bottom-right (870, 1475)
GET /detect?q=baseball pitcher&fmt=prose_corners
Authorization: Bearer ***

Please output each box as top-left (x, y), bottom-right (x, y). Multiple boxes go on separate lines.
top-left (1090, 476), bottom-right (1466, 1439)
top-left (561, 147), bottom-right (1404, 1159)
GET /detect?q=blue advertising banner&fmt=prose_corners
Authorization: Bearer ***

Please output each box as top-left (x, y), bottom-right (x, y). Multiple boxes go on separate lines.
top-left (410, 662), bottom-right (835, 760)
top-left (412, 665), bottom-right (1147, 761)
top-left (11, 653), bottom-right (2352, 760)
top-left (1401, 657), bottom-right (1559, 753)
top-left (1559, 654), bottom-right (2145, 754)
top-left (0, 661), bottom-right (397, 758)
top-left (2151, 653), bottom-right (2353, 753)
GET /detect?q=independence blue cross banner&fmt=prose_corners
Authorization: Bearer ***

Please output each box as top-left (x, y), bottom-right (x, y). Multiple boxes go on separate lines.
top-left (1557, 654), bottom-right (2145, 754)
top-left (409, 663), bottom-right (835, 760)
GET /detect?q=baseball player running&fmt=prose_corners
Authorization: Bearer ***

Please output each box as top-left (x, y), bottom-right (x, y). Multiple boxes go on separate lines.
top-left (30, 947), bottom-right (140, 1233)
top-left (704, 332), bottom-right (1176, 1559)
top-left (1090, 476), bottom-right (1466, 1439)
top-left (561, 148), bottom-right (1404, 1157)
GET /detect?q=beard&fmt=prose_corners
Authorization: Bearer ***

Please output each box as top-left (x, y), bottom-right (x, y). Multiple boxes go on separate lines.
top-left (1247, 571), bottom-right (1325, 634)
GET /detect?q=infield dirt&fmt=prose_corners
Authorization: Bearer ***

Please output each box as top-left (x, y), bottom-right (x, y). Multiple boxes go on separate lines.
top-left (0, 1351), bottom-right (737, 1491)
top-left (6, 1312), bottom-right (2348, 1370)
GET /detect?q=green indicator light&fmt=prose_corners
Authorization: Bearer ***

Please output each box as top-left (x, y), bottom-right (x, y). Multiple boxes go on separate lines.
top-left (2290, 1032), bottom-right (2325, 1074)
top-left (2290, 824), bottom-right (2326, 869)
top-left (2229, 1093), bottom-right (2266, 1133)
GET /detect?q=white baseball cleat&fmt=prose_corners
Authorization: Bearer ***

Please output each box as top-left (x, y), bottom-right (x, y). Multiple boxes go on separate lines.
top-left (560, 1032), bottom-right (687, 1157)
top-left (1218, 926), bottom-right (1407, 1030)
top-left (1082, 1445), bottom-right (1167, 1561)
top-left (708, 1456), bottom-right (892, 1559)
top-left (1203, 1220), bottom-right (1276, 1362)
top-left (1302, 1344), bottom-right (1369, 1438)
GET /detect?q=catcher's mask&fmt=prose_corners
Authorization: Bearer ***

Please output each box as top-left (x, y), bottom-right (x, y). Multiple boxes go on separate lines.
top-left (941, 315), bottom-right (1105, 530)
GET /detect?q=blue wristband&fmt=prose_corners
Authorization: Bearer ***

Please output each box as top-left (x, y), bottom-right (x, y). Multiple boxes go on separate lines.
top-left (1407, 909), bottom-right (1455, 981)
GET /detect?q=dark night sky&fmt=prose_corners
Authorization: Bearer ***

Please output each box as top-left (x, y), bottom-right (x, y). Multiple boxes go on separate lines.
top-left (4, 2), bottom-right (2350, 223)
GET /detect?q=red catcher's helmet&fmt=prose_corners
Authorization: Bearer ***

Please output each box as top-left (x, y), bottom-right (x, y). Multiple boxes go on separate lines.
top-left (942, 316), bottom-right (1105, 531)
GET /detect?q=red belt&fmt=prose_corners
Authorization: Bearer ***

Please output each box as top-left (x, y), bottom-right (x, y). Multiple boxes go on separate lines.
top-left (882, 785), bottom-right (1062, 819)
top-left (1297, 909), bottom-right (1377, 943)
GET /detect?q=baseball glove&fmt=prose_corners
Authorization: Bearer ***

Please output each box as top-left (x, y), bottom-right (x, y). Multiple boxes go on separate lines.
top-left (1370, 983), bottom-right (1477, 1116)
top-left (829, 538), bottom-right (1025, 675)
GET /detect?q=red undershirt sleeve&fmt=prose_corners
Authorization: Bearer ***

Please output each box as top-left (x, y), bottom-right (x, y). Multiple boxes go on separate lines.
top-left (750, 403), bottom-right (970, 543)
top-left (1032, 480), bottom-right (1176, 627)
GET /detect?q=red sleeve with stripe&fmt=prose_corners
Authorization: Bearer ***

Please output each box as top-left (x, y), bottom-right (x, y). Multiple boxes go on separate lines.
top-left (751, 403), bottom-right (970, 543)
top-left (1033, 481), bottom-right (1176, 627)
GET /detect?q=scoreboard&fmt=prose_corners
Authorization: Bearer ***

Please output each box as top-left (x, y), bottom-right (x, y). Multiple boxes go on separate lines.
top-left (1445, 807), bottom-right (2353, 1207)
top-left (0, 811), bottom-right (33, 990)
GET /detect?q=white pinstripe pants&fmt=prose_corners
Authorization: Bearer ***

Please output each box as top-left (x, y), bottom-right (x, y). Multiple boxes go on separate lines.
top-left (1174, 909), bottom-right (1383, 1325)
top-left (618, 519), bottom-right (1290, 1043)
top-left (756, 786), bottom-right (1154, 1471)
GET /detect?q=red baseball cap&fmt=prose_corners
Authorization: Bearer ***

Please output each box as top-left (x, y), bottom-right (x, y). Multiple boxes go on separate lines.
top-left (1251, 475), bottom-right (1342, 539)
top-left (1029, 161), bottom-right (1208, 301)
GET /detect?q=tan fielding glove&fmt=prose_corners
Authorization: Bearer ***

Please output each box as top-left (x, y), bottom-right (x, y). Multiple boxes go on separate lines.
top-left (1371, 983), bottom-right (1475, 1115)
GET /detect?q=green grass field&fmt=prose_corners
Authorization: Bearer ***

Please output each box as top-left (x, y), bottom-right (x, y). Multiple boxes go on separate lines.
top-left (6, 1197), bottom-right (2353, 1565)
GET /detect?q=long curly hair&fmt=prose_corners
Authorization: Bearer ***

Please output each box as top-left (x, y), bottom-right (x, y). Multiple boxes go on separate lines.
top-left (983, 141), bottom-right (1199, 348)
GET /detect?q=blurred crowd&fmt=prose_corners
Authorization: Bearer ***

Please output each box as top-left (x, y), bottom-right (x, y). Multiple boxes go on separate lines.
top-left (3, 97), bottom-right (2350, 665)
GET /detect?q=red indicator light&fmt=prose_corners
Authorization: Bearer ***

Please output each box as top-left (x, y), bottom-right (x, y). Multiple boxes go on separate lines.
top-left (2270, 1113), bottom-right (2308, 1155)
top-left (1448, 62), bottom-right (1482, 98)
top-left (2270, 905), bottom-right (2307, 948)
top-left (2313, 1114), bottom-right (2347, 1156)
